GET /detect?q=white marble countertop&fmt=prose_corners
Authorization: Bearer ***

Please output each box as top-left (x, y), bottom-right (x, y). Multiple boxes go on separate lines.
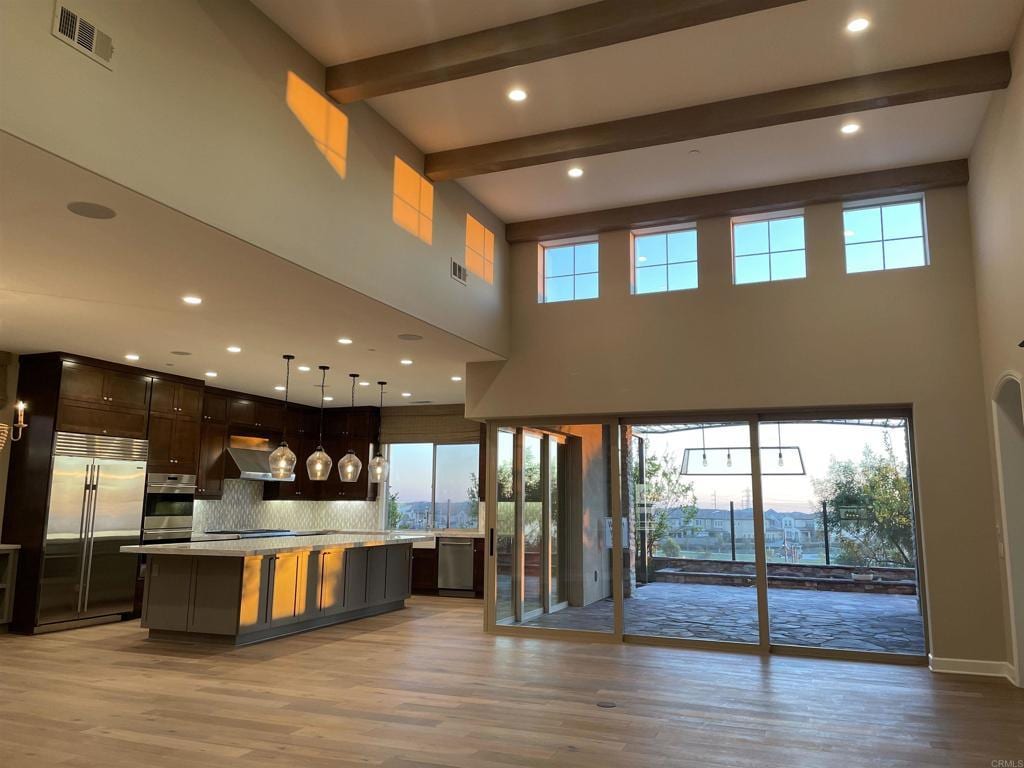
top-left (340, 529), bottom-right (485, 548)
top-left (122, 532), bottom-right (431, 558)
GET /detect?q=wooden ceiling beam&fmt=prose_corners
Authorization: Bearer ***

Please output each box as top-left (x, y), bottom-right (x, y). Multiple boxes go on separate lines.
top-left (505, 160), bottom-right (969, 243)
top-left (426, 53), bottom-right (1010, 181)
top-left (325, 0), bottom-right (805, 103)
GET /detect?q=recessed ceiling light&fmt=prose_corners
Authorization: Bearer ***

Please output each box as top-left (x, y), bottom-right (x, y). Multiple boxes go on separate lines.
top-left (274, 385), bottom-right (286, 391)
top-left (567, 167), bottom-right (584, 179)
top-left (323, 395), bottom-right (334, 401)
top-left (124, 354), bottom-right (140, 361)
top-left (297, 365), bottom-right (311, 372)
top-left (846, 17), bottom-right (870, 33)
top-left (67, 201), bottom-right (116, 219)
top-left (182, 295), bottom-right (203, 305)
top-left (840, 122), bottom-right (861, 135)
top-left (358, 381), bottom-right (371, 386)
top-left (400, 359), bottom-right (413, 365)
top-left (226, 346), bottom-right (242, 354)
top-left (205, 371), bottom-right (218, 378)
top-left (337, 337), bottom-right (353, 345)
top-left (451, 376), bottom-right (463, 382)
top-left (507, 88), bottom-right (527, 102)
top-left (401, 392), bottom-right (412, 398)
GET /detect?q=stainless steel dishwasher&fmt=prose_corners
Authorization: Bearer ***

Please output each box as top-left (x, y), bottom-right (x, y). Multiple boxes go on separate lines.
top-left (437, 537), bottom-right (475, 595)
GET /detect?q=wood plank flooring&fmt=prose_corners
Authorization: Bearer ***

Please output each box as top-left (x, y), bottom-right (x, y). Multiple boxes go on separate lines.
top-left (1, 596), bottom-right (1021, 767)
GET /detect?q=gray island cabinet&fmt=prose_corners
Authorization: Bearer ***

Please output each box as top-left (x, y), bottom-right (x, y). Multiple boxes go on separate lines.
top-left (121, 534), bottom-right (427, 644)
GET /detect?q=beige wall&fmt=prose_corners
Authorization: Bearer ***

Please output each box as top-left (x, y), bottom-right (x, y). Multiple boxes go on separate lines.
top-left (968, 11), bottom-right (1024, 675)
top-left (969, 17), bottom-right (1024, 396)
top-left (0, 0), bottom-right (508, 356)
top-left (468, 186), bottom-right (1004, 662)
top-left (562, 424), bottom-right (612, 606)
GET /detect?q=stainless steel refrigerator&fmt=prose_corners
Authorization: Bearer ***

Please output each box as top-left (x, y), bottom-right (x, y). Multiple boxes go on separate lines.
top-left (38, 433), bottom-right (147, 626)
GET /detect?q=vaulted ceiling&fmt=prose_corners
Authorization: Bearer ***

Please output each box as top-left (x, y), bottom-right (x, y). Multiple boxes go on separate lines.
top-left (252, 0), bottom-right (1022, 224)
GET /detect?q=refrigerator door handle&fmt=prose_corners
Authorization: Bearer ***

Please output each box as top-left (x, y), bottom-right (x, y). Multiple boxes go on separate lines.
top-left (76, 463), bottom-right (94, 615)
top-left (82, 464), bottom-right (100, 613)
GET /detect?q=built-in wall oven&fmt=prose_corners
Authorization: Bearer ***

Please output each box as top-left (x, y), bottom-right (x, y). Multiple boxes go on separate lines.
top-left (141, 473), bottom-right (195, 543)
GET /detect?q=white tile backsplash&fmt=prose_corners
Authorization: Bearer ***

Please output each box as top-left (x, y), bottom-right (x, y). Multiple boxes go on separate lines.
top-left (193, 480), bottom-right (381, 534)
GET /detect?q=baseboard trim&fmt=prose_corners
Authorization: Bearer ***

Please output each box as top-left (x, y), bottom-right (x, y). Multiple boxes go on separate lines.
top-left (929, 654), bottom-right (1017, 683)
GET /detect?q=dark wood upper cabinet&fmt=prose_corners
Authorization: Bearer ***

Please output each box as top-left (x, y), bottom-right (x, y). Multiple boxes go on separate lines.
top-left (151, 379), bottom-right (202, 420)
top-left (148, 416), bottom-right (200, 474)
top-left (256, 402), bottom-right (285, 432)
top-left (229, 397), bottom-right (257, 426)
top-left (197, 422), bottom-right (227, 499)
top-left (100, 370), bottom-right (151, 410)
top-left (202, 392), bottom-right (228, 424)
top-left (56, 361), bottom-right (151, 439)
top-left (59, 362), bottom-right (105, 403)
top-left (56, 402), bottom-right (148, 439)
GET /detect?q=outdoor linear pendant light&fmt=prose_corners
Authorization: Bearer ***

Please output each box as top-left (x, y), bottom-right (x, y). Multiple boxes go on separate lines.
top-left (338, 373), bottom-right (363, 483)
top-left (269, 354), bottom-right (298, 480)
top-left (306, 365), bottom-right (333, 481)
top-left (368, 381), bottom-right (389, 483)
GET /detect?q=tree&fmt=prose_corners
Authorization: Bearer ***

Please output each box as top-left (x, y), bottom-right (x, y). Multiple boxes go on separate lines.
top-left (633, 446), bottom-right (697, 558)
top-left (812, 433), bottom-right (915, 567)
top-left (386, 490), bottom-right (402, 529)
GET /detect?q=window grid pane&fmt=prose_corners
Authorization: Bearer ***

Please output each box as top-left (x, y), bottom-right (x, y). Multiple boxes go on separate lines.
top-left (543, 242), bottom-right (599, 302)
top-left (844, 200), bottom-right (927, 273)
top-left (733, 215), bottom-right (806, 284)
top-left (633, 228), bottom-right (698, 294)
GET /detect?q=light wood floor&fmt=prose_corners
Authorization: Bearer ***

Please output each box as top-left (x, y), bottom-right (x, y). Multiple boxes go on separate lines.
top-left (1, 596), bottom-right (1022, 767)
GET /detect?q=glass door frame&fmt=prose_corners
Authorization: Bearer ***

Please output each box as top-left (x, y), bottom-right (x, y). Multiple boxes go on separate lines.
top-left (484, 418), bottom-right (625, 641)
top-left (485, 407), bottom-right (929, 664)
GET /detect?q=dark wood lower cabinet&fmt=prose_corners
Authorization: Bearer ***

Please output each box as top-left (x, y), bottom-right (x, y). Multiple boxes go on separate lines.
top-left (411, 546), bottom-right (438, 594)
top-left (410, 539), bottom-right (485, 596)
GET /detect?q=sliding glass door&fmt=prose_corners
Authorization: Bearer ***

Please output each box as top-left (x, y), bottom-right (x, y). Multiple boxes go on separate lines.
top-left (489, 424), bottom-right (612, 634)
top-left (488, 411), bottom-right (927, 660)
top-left (757, 417), bottom-right (925, 656)
top-left (624, 421), bottom-right (761, 645)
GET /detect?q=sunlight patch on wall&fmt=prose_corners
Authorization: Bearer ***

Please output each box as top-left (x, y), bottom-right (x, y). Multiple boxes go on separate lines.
top-left (286, 72), bottom-right (348, 179)
top-left (393, 156), bottom-right (433, 244)
top-left (465, 214), bottom-right (495, 283)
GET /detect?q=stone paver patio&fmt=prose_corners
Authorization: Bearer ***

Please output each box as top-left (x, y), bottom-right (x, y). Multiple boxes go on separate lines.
top-left (522, 582), bottom-right (926, 655)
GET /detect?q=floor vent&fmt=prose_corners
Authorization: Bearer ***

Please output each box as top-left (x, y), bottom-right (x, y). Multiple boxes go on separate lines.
top-left (51, 3), bottom-right (114, 69)
top-left (451, 259), bottom-right (468, 285)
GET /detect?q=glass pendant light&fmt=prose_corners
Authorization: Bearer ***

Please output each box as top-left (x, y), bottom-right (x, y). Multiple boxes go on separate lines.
top-left (306, 365), bottom-right (333, 481)
top-left (338, 373), bottom-right (362, 483)
top-left (368, 381), bottom-right (389, 483)
top-left (268, 355), bottom-right (297, 480)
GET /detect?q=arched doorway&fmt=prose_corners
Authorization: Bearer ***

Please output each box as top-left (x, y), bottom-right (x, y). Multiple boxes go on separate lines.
top-left (994, 374), bottom-right (1024, 687)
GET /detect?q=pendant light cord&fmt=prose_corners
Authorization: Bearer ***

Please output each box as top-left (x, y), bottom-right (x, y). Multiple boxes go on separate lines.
top-left (281, 354), bottom-right (294, 444)
top-left (317, 366), bottom-right (328, 446)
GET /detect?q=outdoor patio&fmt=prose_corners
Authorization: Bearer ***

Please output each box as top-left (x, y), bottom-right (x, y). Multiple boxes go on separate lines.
top-left (522, 581), bottom-right (927, 654)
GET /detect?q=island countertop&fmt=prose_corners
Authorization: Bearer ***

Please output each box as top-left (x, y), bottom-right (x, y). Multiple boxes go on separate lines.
top-left (121, 532), bottom-right (432, 558)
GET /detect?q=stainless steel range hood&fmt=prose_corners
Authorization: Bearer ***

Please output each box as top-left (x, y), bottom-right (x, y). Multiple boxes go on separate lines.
top-left (224, 447), bottom-right (295, 482)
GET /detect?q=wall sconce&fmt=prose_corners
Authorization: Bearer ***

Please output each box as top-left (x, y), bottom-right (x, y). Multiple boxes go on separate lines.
top-left (1, 401), bottom-right (27, 452)
top-left (13, 401), bottom-right (27, 441)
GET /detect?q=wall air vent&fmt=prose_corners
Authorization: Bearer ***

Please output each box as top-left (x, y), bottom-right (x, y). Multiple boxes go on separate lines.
top-left (450, 259), bottom-right (468, 285)
top-left (51, 3), bottom-right (114, 70)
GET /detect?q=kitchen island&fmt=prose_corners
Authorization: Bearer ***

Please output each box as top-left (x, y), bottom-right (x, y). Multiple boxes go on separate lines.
top-left (122, 533), bottom-right (429, 645)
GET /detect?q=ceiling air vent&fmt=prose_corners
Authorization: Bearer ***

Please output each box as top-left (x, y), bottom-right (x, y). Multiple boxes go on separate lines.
top-left (450, 259), bottom-right (468, 285)
top-left (51, 3), bottom-right (114, 70)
